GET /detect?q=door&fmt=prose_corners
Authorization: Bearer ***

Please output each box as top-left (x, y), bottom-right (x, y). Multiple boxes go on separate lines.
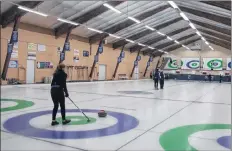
top-left (98, 64), bottom-right (106, 80)
top-left (26, 60), bottom-right (35, 84)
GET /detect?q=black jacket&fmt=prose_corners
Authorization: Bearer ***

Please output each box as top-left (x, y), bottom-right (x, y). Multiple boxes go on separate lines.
top-left (51, 69), bottom-right (68, 94)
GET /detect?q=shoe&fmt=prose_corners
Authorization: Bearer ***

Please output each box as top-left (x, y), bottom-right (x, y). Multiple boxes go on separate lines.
top-left (62, 119), bottom-right (71, 125)
top-left (51, 120), bottom-right (59, 126)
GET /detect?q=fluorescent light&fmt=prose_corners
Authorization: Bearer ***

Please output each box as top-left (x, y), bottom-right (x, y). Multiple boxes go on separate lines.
top-left (189, 23), bottom-right (196, 29)
top-left (57, 18), bottom-right (78, 26)
top-left (205, 41), bottom-right (209, 45)
top-left (168, 1), bottom-right (178, 9)
top-left (138, 43), bottom-right (146, 47)
top-left (109, 34), bottom-right (120, 39)
top-left (167, 36), bottom-right (173, 40)
top-left (182, 45), bottom-right (187, 48)
top-left (88, 28), bottom-right (103, 33)
top-left (201, 37), bottom-right (206, 41)
top-left (18, 6), bottom-right (48, 17)
top-left (145, 25), bottom-right (155, 31)
top-left (164, 52), bottom-right (168, 54)
top-left (128, 16), bottom-right (141, 23)
top-left (209, 46), bottom-right (214, 50)
top-left (103, 3), bottom-right (121, 14)
top-left (175, 40), bottom-right (180, 44)
top-left (180, 12), bottom-right (189, 21)
top-left (148, 46), bottom-right (155, 49)
top-left (158, 50), bottom-right (163, 52)
top-left (157, 31), bottom-right (165, 36)
top-left (125, 39), bottom-right (135, 43)
top-left (196, 31), bottom-right (201, 36)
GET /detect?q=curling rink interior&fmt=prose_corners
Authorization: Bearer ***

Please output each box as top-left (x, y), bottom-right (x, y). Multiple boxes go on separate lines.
top-left (1, 79), bottom-right (231, 151)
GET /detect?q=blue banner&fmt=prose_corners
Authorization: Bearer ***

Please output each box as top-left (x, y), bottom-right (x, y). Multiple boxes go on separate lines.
top-left (147, 61), bottom-right (150, 66)
top-left (83, 50), bottom-right (89, 57)
top-left (118, 57), bottom-right (122, 63)
top-left (64, 42), bottom-right (70, 51)
top-left (134, 61), bottom-right (138, 66)
top-left (137, 55), bottom-right (141, 61)
top-left (120, 51), bottom-right (125, 58)
top-left (98, 45), bottom-right (103, 54)
top-left (60, 52), bottom-right (65, 61)
top-left (7, 43), bottom-right (13, 53)
top-left (12, 31), bottom-right (18, 43)
top-left (8, 60), bottom-right (18, 68)
top-left (149, 57), bottom-right (153, 62)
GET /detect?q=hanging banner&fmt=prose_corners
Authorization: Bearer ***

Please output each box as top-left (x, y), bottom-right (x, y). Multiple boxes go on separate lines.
top-left (120, 51), bottom-right (125, 58)
top-left (11, 50), bottom-right (18, 59)
top-left (28, 43), bottom-right (37, 51)
top-left (181, 58), bottom-right (200, 70)
top-left (73, 49), bottom-right (79, 63)
top-left (7, 43), bottom-right (13, 53)
top-left (164, 58), bottom-right (183, 70)
top-left (118, 57), bottom-right (122, 63)
top-left (37, 62), bottom-right (53, 69)
top-left (137, 55), bottom-right (141, 61)
top-left (227, 58), bottom-right (231, 70)
top-left (60, 52), bottom-right (65, 62)
top-left (38, 44), bottom-right (46, 52)
top-left (12, 31), bottom-right (18, 43)
top-left (27, 52), bottom-right (36, 60)
top-left (83, 50), bottom-right (89, 57)
top-left (8, 60), bottom-right (18, 68)
top-left (64, 42), bottom-right (70, 51)
top-left (203, 58), bottom-right (223, 70)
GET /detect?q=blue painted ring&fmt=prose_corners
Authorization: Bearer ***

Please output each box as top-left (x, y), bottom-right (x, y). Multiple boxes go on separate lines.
top-left (186, 60), bottom-right (199, 69)
top-left (217, 136), bottom-right (231, 149)
top-left (3, 109), bottom-right (139, 139)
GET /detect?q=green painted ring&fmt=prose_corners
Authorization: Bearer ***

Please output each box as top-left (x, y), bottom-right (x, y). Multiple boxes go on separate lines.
top-left (159, 124), bottom-right (231, 151)
top-left (207, 59), bottom-right (223, 69)
top-left (56, 116), bottom-right (96, 125)
top-left (1, 99), bottom-right (34, 112)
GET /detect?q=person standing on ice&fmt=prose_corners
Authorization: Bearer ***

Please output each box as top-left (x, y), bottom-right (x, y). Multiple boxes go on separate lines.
top-left (50, 63), bottom-right (71, 126)
top-left (153, 68), bottom-right (160, 89)
top-left (159, 70), bottom-right (164, 89)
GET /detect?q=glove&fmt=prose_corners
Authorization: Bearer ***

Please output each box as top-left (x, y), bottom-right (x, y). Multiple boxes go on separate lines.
top-left (65, 93), bottom-right (69, 98)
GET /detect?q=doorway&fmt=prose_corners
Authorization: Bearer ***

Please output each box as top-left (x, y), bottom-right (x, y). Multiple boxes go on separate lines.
top-left (26, 60), bottom-right (35, 84)
top-left (98, 64), bottom-right (106, 80)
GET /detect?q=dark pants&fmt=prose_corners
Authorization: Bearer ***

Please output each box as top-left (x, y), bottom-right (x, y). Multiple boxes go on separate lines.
top-left (51, 87), bottom-right (66, 120)
top-left (154, 79), bottom-right (159, 88)
top-left (160, 79), bottom-right (164, 89)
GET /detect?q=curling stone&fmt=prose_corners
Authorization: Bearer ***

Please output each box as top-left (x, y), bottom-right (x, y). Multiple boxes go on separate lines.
top-left (98, 110), bottom-right (107, 117)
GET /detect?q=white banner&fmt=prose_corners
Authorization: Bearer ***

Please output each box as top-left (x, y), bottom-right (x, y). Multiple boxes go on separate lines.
top-left (164, 58), bottom-right (181, 70)
top-left (203, 58), bottom-right (223, 70)
top-left (181, 58), bottom-right (200, 70)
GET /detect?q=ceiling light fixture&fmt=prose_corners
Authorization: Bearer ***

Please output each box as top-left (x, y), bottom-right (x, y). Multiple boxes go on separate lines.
top-left (148, 46), bottom-right (155, 49)
top-left (205, 41), bottom-right (209, 45)
top-left (145, 25), bottom-right (155, 31)
top-left (157, 31), bottom-right (166, 36)
top-left (57, 18), bottom-right (79, 26)
top-left (168, 1), bottom-right (179, 9)
top-left (109, 34), bottom-right (120, 39)
top-left (103, 3), bottom-right (121, 14)
top-left (88, 28), bottom-right (103, 33)
top-left (167, 36), bottom-right (173, 40)
top-left (175, 40), bottom-right (180, 44)
top-left (201, 37), bottom-right (206, 41)
top-left (18, 6), bottom-right (48, 17)
top-left (189, 23), bottom-right (196, 29)
top-left (180, 12), bottom-right (189, 21)
top-left (128, 16), bottom-right (141, 23)
top-left (196, 31), bottom-right (201, 36)
top-left (138, 43), bottom-right (146, 46)
top-left (125, 39), bottom-right (135, 43)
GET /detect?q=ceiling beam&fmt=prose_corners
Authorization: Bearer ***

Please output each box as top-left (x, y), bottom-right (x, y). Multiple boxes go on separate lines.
top-left (144, 33), bottom-right (197, 53)
top-left (191, 20), bottom-right (231, 36)
top-left (89, 4), bottom-right (170, 44)
top-left (54, 1), bottom-right (124, 38)
top-left (113, 18), bottom-right (184, 49)
top-left (129, 45), bottom-right (144, 53)
top-left (203, 34), bottom-right (231, 50)
top-left (198, 28), bottom-right (231, 42)
top-left (165, 38), bottom-right (201, 52)
top-left (1, 1), bottom-right (43, 28)
top-left (200, 1), bottom-right (231, 11)
top-left (179, 6), bottom-right (231, 26)
top-left (144, 26), bottom-right (191, 45)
